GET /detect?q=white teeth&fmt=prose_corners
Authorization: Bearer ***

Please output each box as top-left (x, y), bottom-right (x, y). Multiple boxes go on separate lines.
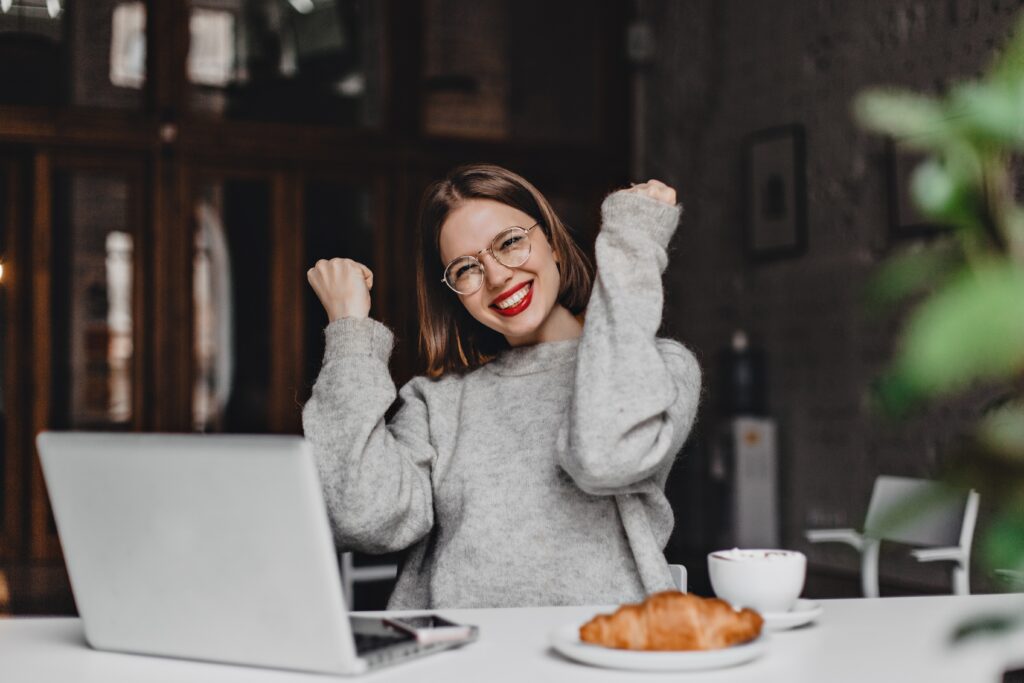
top-left (496, 283), bottom-right (530, 309)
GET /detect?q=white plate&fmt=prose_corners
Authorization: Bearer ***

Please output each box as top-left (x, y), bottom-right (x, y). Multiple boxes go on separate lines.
top-left (549, 622), bottom-right (767, 672)
top-left (761, 599), bottom-right (823, 631)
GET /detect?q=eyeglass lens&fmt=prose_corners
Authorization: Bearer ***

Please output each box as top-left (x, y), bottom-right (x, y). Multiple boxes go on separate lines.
top-left (445, 226), bottom-right (532, 294)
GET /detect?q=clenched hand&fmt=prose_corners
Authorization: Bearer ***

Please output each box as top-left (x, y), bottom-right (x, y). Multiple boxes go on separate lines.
top-left (307, 258), bottom-right (374, 322)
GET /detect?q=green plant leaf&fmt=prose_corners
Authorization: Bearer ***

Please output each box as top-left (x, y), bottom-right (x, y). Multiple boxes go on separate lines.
top-left (910, 159), bottom-right (980, 223)
top-left (983, 502), bottom-right (1024, 571)
top-left (951, 613), bottom-right (1023, 644)
top-left (891, 262), bottom-right (1024, 398)
top-left (911, 160), bottom-right (958, 214)
top-left (865, 240), bottom-right (962, 311)
top-left (853, 90), bottom-right (953, 146)
top-left (977, 401), bottom-right (1024, 461)
top-left (869, 372), bottom-right (919, 417)
top-left (908, 158), bottom-right (989, 237)
top-left (949, 82), bottom-right (1024, 148)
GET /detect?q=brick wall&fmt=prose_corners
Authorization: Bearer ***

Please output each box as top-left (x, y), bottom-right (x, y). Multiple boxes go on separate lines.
top-left (642, 0), bottom-right (1023, 592)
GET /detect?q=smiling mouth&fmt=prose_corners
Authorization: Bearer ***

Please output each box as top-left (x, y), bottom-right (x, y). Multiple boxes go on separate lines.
top-left (490, 281), bottom-right (533, 315)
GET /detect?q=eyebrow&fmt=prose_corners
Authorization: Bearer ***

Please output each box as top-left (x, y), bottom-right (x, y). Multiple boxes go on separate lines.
top-left (446, 223), bottom-right (528, 262)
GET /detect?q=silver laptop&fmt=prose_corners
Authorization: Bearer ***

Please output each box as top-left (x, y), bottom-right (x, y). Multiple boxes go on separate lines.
top-left (37, 431), bottom-right (476, 675)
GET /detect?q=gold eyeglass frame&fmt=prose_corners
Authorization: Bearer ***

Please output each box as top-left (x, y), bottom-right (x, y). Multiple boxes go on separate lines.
top-left (441, 223), bottom-right (540, 295)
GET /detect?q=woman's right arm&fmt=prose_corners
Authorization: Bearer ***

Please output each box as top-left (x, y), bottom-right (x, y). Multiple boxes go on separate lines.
top-left (302, 258), bottom-right (435, 553)
top-left (302, 317), bottom-right (436, 554)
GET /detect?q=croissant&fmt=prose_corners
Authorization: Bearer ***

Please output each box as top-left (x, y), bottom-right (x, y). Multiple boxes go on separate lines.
top-left (579, 591), bottom-right (763, 651)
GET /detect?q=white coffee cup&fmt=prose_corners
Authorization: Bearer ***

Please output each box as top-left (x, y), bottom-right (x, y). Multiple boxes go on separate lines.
top-left (707, 548), bottom-right (806, 614)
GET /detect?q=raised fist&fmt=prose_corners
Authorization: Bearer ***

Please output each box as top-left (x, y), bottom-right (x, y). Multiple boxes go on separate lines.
top-left (625, 179), bottom-right (677, 206)
top-left (306, 258), bottom-right (374, 321)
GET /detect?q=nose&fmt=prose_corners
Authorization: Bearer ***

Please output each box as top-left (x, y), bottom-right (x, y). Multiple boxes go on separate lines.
top-left (481, 252), bottom-right (513, 291)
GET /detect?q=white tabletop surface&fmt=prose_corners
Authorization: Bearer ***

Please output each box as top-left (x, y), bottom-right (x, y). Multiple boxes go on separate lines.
top-left (2, 594), bottom-right (1023, 682)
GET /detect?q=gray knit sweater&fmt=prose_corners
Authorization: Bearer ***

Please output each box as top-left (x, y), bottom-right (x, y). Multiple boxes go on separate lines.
top-left (302, 190), bottom-right (701, 609)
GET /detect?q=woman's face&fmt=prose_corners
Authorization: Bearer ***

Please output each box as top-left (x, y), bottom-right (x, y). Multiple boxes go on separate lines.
top-left (439, 198), bottom-right (572, 347)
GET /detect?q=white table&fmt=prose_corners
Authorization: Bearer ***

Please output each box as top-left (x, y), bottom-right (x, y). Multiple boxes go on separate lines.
top-left (1, 594), bottom-right (1023, 682)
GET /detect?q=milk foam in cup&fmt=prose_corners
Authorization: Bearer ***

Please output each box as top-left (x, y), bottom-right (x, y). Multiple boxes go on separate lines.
top-left (707, 548), bottom-right (806, 614)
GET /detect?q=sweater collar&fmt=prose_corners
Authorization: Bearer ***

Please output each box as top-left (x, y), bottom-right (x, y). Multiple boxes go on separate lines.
top-left (484, 337), bottom-right (580, 377)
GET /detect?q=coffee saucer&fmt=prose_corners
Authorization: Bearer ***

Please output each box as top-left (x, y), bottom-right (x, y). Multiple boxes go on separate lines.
top-left (760, 599), bottom-right (822, 631)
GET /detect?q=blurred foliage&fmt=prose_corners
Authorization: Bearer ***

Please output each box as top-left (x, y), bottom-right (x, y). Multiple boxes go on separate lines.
top-left (951, 613), bottom-right (1021, 644)
top-left (856, 10), bottom-right (1024, 633)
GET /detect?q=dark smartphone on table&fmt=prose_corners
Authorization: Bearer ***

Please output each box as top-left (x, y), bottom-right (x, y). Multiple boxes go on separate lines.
top-left (383, 614), bottom-right (478, 645)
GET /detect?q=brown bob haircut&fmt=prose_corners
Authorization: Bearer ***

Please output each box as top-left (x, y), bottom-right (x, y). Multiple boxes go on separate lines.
top-left (416, 164), bottom-right (594, 377)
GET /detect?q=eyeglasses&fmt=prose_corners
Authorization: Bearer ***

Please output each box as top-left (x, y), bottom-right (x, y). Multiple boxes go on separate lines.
top-left (441, 223), bottom-right (539, 295)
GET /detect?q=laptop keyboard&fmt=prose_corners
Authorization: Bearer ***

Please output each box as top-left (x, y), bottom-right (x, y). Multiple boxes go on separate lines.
top-left (349, 616), bottom-right (417, 656)
top-left (353, 632), bottom-right (410, 655)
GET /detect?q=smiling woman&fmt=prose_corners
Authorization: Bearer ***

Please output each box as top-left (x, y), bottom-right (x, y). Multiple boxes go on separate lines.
top-left (302, 164), bottom-right (702, 610)
top-left (428, 167), bottom-right (592, 355)
top-left (412, 165), bottom-right (594, 372)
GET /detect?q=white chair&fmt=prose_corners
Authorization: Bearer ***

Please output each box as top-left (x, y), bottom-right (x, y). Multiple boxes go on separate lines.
top-left (805, 475), bottom-right (979, 597)
top-left (339, 551), bottom-right (398, 608)
top-left (669, 563), bottom-right (687, 592)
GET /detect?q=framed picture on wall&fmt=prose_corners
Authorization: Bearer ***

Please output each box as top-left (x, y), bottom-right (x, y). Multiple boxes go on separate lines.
top-left (743, 124), bottom-right (807, 261)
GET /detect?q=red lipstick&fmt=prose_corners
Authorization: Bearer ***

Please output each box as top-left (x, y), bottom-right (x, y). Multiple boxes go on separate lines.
top-left (490, 281), bottom-right (533, 317)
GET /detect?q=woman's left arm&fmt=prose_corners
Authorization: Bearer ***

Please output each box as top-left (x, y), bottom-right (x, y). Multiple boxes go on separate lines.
top-left (557, 182), bottom-right (702, 495)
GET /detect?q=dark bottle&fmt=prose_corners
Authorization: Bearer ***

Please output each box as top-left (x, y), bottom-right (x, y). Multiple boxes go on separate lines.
top-left (718, 330), bottom-right (767, 416)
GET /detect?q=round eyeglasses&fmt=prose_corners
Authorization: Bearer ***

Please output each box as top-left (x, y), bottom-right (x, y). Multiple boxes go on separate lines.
top-left (441, 223), bottom-right (539, 295)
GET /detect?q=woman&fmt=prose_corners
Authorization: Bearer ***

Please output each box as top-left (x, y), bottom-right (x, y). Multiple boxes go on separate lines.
top-left (303, 164), bottom-right (701, 609)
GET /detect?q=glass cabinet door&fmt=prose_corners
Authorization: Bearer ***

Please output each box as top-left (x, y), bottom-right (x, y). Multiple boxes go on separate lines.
top-left (29, 159), bottom-right (144, 562)
top-left (0, 1), bottom-right (146, 110)
top-left (187, 0), bottom-right (383, 128)
top-left (50, 169), bottom-right (139, 429)
top-left (193, 176), bottom-right (272, 433)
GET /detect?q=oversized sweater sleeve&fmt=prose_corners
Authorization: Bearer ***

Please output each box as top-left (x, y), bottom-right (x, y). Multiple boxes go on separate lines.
top-left (302, 316), bottom-right (435, 553)
top-left (557, 190), bottom-right (702, 496)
